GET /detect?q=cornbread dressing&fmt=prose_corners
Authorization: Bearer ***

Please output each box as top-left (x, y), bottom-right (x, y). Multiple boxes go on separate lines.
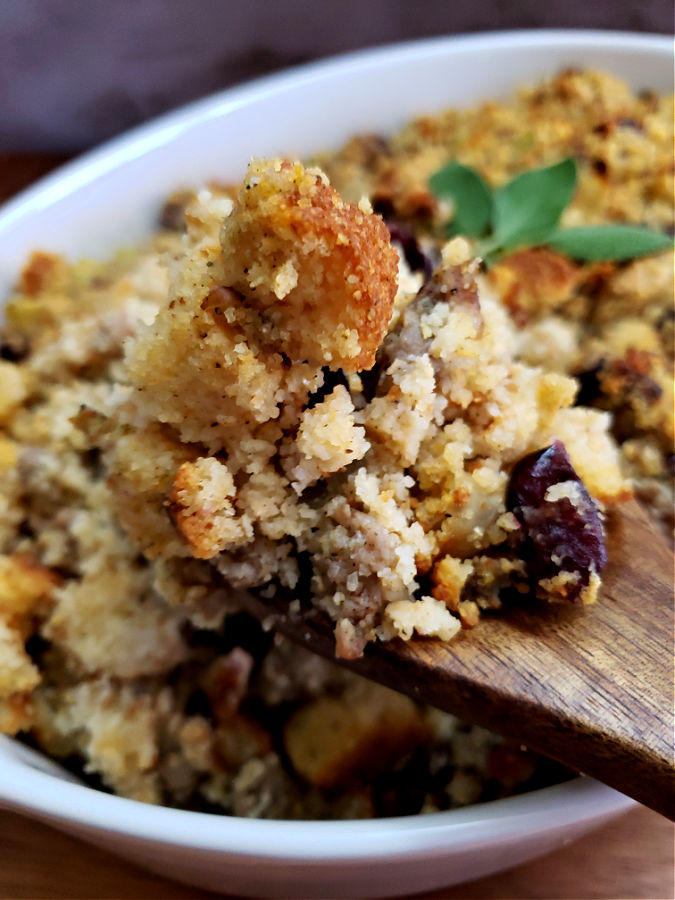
top-left (0, 69), bottom-right (672, 818)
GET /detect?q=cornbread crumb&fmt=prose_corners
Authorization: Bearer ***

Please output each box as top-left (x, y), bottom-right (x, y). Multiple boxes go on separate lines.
top-left (290, 385), bottom-right (370, 491)
top-left (170, 457), bottom-right (252, 559)
top-left (383, 596), bottom-right (462, 643)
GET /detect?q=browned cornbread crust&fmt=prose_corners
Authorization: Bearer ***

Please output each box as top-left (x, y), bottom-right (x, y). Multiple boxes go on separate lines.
top-left (221, 159), bottom-right (398, 371)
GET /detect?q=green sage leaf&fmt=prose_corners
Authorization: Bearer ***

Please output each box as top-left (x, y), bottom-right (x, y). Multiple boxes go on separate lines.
top-left (546, 225), bottom-right (673, 262)
top-left (491, 158), bottom-right (577, 250)
top-left (428, 161), bottom-right (493, 238)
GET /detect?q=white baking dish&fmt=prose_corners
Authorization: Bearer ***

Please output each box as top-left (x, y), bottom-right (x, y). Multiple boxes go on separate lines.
top-left (1, 29), bottom-right (669, 898)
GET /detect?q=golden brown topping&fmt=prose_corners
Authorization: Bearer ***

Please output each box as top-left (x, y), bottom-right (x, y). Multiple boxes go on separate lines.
top-left (431, 555), bottom-right (473, 612)
top-left (220, 158), bottom-right (398, 371)
top-left (0, 554), bottom-right (58, 735)
top-left (0, 691), bottom-right (35, 736)
top-left (19, 251), bottom-right (68, 297)
top-left (489, 248), bottom-right (581, 324)
top-left (0, 552), bottom-right (60, 622)
top-left (371, 157), bottom-right (438, 220)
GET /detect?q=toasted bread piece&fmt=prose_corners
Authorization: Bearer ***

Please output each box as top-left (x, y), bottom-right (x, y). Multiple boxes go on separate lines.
top-left (489, 248), bottom-right (581, 324)
top-left (284, 680), bottom-right (428, 788)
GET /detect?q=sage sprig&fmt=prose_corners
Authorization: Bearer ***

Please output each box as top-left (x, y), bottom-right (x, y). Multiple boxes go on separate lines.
top-left (429, 161), bottom-right (492, 238)
top-left (429, 157), bottom-right (673, 266)
top-left (546, 225), bottom-right (673, 262)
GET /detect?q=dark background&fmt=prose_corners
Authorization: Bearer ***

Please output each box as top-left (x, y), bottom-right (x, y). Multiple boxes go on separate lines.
top-left (1, 0), bottom-right (673, 150)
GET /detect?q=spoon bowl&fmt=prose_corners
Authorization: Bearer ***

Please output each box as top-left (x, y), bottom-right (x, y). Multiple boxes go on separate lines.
top-left (249, 500), bottom-right (674, 819)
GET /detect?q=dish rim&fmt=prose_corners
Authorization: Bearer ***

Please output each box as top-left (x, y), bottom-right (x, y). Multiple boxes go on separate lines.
top-left (0, 736), bottom-right (633, 860)
top-left (0, 29), bottom-right (671, 238)
top-left (0, 27), bottom-right (657, 859)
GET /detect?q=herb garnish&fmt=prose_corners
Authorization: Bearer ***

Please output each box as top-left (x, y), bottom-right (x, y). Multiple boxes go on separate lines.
top-left (429, 157), bottom-right (672, 266)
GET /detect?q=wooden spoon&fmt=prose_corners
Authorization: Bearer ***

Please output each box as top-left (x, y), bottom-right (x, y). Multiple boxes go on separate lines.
top-left (246, 500), bottom-right (674, 819)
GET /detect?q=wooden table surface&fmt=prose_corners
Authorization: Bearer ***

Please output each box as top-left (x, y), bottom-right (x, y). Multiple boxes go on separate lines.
top-left (0, 155), bottom-right (673, 900)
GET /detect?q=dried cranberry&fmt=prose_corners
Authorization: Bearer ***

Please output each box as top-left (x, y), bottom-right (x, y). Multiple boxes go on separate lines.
top-left (506, 441), bottom-right (607, 602)
top-left (386, 223), bottom-right (436, 281)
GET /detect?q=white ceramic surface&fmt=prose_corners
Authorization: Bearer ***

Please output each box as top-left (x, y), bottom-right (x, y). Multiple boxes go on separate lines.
top-left (1, 29), bottom-right (667, 898)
